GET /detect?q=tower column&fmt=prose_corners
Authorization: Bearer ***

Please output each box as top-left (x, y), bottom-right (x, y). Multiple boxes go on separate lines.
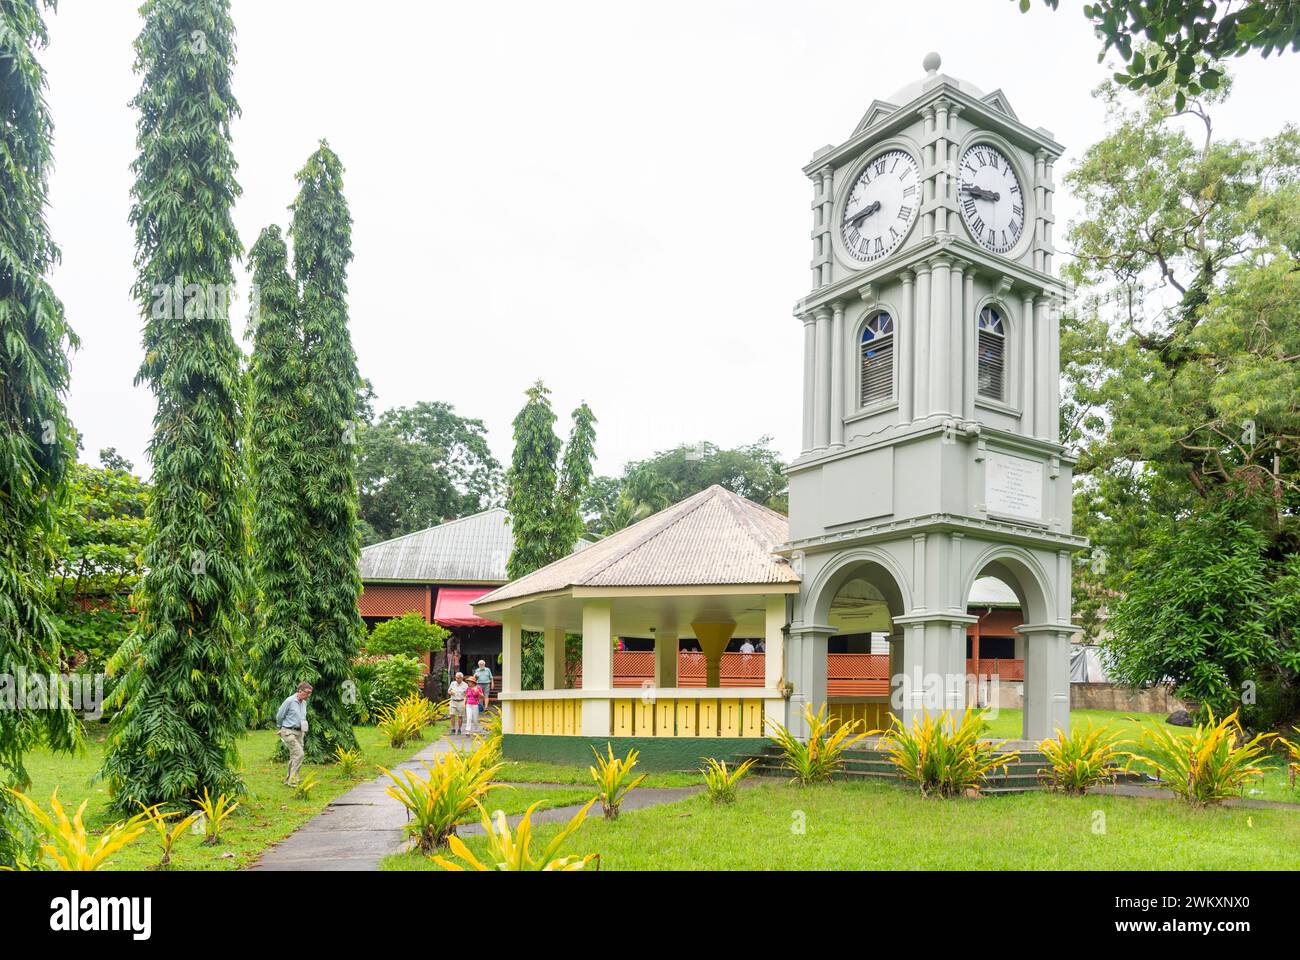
top-left (1046, 296), bottom-right (1061, 443)
top-left (813, 305), bottom-right (832, 449)
top-left (1020, 292), bottom-right (1036, 433)
top-left (950, 259), bottom-right (966, 412)
top-left (800, 313), bottom-right (816, 453)
top-left (928, 255), bottom-right (952, 415)
top-left (1034, 296), bottom-right (1051, 438)
top-left (1019, 624), bottom-right (1072, 740)
top-left (913, 262), bottom-right (932, 418)
top-left (962, 268), bottom-right (976, 419)
top-left (829, 301), bottom-right (845, 448)
top-left (891, 612), bottom-right (974, 730)
top-left (786, 623), bottom-right (834, 738)
top-left (898, 270), bottom-right (915, 422)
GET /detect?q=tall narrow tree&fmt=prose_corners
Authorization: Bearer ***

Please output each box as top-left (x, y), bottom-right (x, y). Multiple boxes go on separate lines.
top-left (246, 226), bottom-right (311, 721)
top-left (291, 142), bottom-right (361, 760)
top-left (554, 402), bottom-right (597, 551)
top-left (0, 0), bottom-right (82, 862)
top-left (505, 381), bottom-right (562, 580)
top-left (101, 0), bottom-right (249, 810)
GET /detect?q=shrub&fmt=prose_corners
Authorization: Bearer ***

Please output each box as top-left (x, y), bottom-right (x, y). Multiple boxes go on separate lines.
top-left (432, 798), bottom-right (599, 871)
top-left (334, 746), bottom-right (363, 779)
top-left (1125, 708), bottom-right (1275, 806)
top-left (1037, 724), bottom-right (1126, 795)
top-left (4, 789), bottom-right (147, 871)
top-left (766, 703), bottom-right (872, 786)
top-left (349, 657), bottom-right (380, 724)
top-left (700, 757), bottom-right (756, 804)
top-left (140, 803), bottom-right (201, 870)
top-left (376, 692), bottom-right (438, 748)
top-left (590, 744), bottom-right (647, 819)
top-left (369, 655), bottom-right (427, 714)
top-left (192, 789), bottom-right (239, 846)
top-left (880, 709), bottom-right (1015, 798)
top-left (365, 611), bottom-right (449, 661)
top-left (477, 709), bottom-right (504, 766)
top-left (382, 739), bottom-right (502, 852)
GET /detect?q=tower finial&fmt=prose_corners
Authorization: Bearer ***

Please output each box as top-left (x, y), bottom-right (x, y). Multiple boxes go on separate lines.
top-left (922, 51), bottom-right (941, 75)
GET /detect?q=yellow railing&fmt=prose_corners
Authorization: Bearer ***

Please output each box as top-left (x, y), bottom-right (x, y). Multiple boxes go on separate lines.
top-left (509, 696), bottom-right (765, 738)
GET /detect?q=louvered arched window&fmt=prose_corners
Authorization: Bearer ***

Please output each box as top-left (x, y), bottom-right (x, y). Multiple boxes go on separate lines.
top-left (860, 311), bottom-right (894, 406)
top-left (977, 306), bottom-right (1006, 401)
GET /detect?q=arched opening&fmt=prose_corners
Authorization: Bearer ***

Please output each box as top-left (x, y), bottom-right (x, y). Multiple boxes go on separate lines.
top-left (811, 556), bottom-right (909, 731)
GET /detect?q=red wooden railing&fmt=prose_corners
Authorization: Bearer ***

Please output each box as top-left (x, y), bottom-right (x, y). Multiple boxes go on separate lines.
top-left (563, 651), bottom-right (1023, 691)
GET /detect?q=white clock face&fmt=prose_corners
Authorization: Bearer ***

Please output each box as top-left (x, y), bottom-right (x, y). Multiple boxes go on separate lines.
top-left (958, 144), bottom-right (1025, 254)
top-left (840, 149), bottom-right (919, 263)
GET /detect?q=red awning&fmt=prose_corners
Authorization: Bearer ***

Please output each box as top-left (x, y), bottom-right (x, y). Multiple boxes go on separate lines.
top-left (433, 587), bottom-right (499, 628)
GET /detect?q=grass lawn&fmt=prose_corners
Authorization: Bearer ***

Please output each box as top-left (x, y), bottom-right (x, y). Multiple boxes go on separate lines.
top-left (382, 777), bottom-right (1300, 871)
top-left (21, 721), bottom-right (445, 871)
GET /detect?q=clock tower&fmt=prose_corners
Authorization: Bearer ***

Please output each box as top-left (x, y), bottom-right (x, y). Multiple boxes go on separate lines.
top-left (782, 54), bottom-right (1086, 741)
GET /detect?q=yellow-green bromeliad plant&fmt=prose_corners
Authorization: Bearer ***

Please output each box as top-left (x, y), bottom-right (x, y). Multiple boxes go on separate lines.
top-left (382, 739), bottom-right (503, 852)
top-left (432, 798), bottom-right (600, 871)
top-left (766, 703), bottom-right (872, 786)
top-left (1125, 708), bottom-right (1274, 806)
top-left (879, 708), bottom-right (1015, 798)
top-left (4, 789), bottom-right (148, 871)
top-left (590, 743), bottom-right (647, 819)
top-left (1037, 723), bottom-right (1127, 795)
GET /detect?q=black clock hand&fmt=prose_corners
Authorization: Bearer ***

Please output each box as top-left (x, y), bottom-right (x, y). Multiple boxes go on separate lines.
top-left (843, 200), bottom-right (881, 226)
top-left (962, 185), bottom-right (1001, 202)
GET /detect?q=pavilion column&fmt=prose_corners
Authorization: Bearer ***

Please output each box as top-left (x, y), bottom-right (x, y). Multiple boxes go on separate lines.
top-left (542, 626), bottom-right (566, 690)
top-left (787, 623), bottom-right (833, 738)
top-left (500, 612), bottom-right (521, 733)
top-left (653, 630), bottom-right (678, 689)
top-left (692, 621), bottom-right (736, 689)
top-left (580, 599), bottom-right (613, 737)
top-left (763, 595), bottom-right (788, 731)
top-left (1019, 625), bottom-right (1072, 740)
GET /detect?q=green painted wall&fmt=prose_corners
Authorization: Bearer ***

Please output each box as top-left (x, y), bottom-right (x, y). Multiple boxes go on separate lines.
top-left (503, 734), bottom-right (768, 770)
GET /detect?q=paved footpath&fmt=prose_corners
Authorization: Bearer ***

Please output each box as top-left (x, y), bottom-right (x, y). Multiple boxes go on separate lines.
top-left (251, 734), bottom-right (698, 871)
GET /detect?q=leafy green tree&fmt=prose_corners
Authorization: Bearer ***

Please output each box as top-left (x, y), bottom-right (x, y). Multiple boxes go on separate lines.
top-left (356, 401), bottom-right (502, 544)
top-left (101, 0), bottom-right (250, 812)
top-left (505, 381), bottom-right (563, 580)
top-left (0, 0), bottom-right (82, 864)
top-left (1105, 494), bottom-right (1300, 722)
top-left (1016, 1), bottom-right (1299, 105)
top-left (587, 438), bottom-right (788, 535)
top-left (1061, 71), bottom-right (1300, 718)
top-left (291, 141), bottom-right (363, 761)
top-left (365, 612), bottom-right (449, 662)
top-left (554, 402), bottom-right (597, 552)
top-left (50, 452), bottom-right (150, 669)
top-left (246, 226), bottom-right (313, 723)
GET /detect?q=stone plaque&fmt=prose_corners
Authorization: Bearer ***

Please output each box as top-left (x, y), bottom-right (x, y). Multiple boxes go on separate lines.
top-left (985, 451), bottom-right (1043, 520)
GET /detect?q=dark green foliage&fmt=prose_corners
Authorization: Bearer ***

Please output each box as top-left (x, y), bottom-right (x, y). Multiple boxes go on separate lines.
top-left (0, 0), bottom-right (82, 863)
top-left (1104, 494), bottom-right (1300, 723)
top-left (366, 655), bottom-right (425, 714)
top-left (101, 0), bottom-right (250, 812)
top-left (554, 403), bottom-right (597, 551)
top-left (50, 452), bottom-right (150, 669)
top-left (290, 141), bottom-right (362, 761)
top-left (365, 611), bottom-right (448, 661)
top-left (246, 226), bottom-right (312, 724)
top-left (1018, 0), bottom-right (1299, 103)
top-left (356, 401), bottom-right (502, 544)
top-left (505, 381), bottom-right (563, 581)
top-left (586, 438), bottom-right (788, 535)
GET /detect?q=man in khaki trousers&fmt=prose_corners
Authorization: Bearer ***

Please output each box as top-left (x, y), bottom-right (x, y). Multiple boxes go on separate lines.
top-left (275, 682), bottom-right (313, 786)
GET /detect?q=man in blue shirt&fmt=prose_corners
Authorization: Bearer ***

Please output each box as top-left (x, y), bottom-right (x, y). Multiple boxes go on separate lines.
top-left (275, 682), bottom-right (313, 786)
top-left (474, 660), bottom-right (494, 710)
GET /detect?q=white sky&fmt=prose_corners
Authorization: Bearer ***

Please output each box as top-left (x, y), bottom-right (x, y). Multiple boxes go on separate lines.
top-left (42, 0), bottom-right (1300, 479)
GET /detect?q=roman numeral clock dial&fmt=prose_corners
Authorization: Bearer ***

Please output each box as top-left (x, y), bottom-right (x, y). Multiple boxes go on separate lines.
top-left (840, 148), bottom-right (919, 263)
top-left (958, 144), bottom-right (1024, 254)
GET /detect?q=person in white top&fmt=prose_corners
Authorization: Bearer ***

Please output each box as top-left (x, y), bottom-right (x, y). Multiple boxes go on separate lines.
top-left (447, 672), bottom-right (469, 736)
top-left (739, 640), bottom-right (756, 654)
